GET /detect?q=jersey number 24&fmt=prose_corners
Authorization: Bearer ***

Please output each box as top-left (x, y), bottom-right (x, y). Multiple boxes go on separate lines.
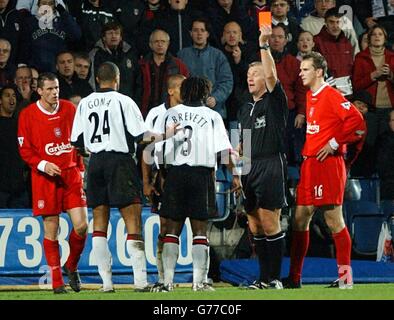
top-left (89, 110), bottom-right (110, 143)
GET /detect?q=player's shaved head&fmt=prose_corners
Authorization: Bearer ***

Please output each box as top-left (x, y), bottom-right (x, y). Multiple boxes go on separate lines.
top-left (167, 74), bottom-right (186, 89)
top-left (97, 62), bottom-right (120, 83)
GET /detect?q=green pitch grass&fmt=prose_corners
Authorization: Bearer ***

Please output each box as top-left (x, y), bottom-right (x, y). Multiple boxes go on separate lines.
top-left (0, 283), bottom-right (393, 300)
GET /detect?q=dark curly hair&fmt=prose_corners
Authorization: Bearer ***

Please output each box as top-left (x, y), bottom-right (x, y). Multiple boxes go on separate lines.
top-left (180, 76), bottom-right (212, 107)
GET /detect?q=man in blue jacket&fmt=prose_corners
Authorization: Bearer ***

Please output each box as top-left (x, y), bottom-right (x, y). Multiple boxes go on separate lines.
top-left (178, 17), bottom-right (233, 120)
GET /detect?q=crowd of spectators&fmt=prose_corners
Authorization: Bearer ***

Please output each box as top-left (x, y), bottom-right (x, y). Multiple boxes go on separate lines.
top-left (0, 0), bottom-right (394, 209)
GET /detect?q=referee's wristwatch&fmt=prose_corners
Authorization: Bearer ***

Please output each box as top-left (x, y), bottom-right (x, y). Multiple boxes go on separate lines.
top-left (259, 43), bottom-right (270, 50)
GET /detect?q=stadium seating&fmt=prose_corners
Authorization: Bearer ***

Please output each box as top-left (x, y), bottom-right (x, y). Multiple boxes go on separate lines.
top-left (285, 165), bottom-right (300, 221)
top-left (344, 178), bottom-right (362, 201)
top-left (344, 200), bottom-right (384, 256)
top-left (211, 166), bottom-right (233, 222)
top-left (358, 178), bottom-right (381, 204)
top-left (391, 218), bottom-right (394, 242)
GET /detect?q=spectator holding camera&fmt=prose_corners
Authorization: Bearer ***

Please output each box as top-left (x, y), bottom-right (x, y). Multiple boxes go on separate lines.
top-left (353, 25), bottom-right (394, 135)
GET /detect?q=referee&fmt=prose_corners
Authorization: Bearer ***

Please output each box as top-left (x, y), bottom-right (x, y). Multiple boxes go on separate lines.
top-left (237, 24), bottom-right (288, 290)
top-left (71, 62), bottom-right (176, 292)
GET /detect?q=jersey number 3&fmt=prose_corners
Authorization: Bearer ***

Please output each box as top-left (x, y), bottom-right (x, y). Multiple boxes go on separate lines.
top-left (181, 125), bottom-right (193, 156)
top-left (89, 110), bottom-right (110, 143)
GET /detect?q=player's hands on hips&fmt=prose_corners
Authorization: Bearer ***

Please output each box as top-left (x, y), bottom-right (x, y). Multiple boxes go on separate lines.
top-left (316, 143), bottom-right (335, 162)
top-left (44, 162), bottom-right (61, 176)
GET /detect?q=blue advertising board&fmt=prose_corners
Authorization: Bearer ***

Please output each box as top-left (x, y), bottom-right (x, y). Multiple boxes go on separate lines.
top-left (0, 208), bottom-right (193, 277)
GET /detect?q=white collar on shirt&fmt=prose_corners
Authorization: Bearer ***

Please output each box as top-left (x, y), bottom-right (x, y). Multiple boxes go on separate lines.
top-left (312, 82), bottom-right (329, 96)
top-left (272, 17), bottom-right (289, 26)
top-left (37, 100), bottom-right (60, 115)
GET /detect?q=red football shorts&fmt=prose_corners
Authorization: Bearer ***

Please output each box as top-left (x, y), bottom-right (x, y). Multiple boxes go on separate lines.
top-left (296, 155), bottom-right (346, 206)
top-left (32, 167), bottom-right (86, 216)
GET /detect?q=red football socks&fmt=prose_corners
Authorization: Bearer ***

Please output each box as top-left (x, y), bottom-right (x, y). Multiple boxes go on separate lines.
top-left (289, 230), bottom-right (310, 283)
top-left (43, 238), bottom-right (64, 289)
top-left (65, 229), bottom-right (87, 272)
top-left (332, 227), bottom-right (352, 280)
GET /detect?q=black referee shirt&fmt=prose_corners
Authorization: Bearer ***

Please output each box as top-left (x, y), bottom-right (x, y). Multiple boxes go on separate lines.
top-left (238, 81), bottom-right (288, 160)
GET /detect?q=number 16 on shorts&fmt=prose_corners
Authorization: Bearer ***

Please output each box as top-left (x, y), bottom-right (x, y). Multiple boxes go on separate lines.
top-left (314, 184), bottom-right (323, 199)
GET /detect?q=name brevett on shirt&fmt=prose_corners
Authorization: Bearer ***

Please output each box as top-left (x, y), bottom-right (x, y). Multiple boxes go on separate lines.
top-left (170, 112), bottom-right (208, 128)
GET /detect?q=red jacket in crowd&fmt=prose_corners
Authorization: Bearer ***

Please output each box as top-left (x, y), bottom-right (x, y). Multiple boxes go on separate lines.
top-left (314, 27), bottom-right (354, 79)
top-left (139, 54), bottom-right (189, 118)
top-left (352, 48), bottom-right (394, 107)
top-left (276, 53), bottom-right (307, 115)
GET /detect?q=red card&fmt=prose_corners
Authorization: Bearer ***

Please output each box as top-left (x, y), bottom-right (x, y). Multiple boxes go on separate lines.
top-left (258, 11), bottom-right (272, 27)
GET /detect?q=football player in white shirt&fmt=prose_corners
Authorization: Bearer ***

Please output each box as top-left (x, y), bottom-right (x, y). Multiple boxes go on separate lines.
top-left (71, 62), bottom-right (179, 292)
top-left (156, 76), bottom-right (241, 292)
top-left (142, 74), bottom-right (186, 291)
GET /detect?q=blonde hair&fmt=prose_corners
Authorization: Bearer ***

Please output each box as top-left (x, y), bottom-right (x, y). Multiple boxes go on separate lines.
top-left (167, 74), bottom-right (186, 89)
top-left (248, 61), bottom-right (263, 68)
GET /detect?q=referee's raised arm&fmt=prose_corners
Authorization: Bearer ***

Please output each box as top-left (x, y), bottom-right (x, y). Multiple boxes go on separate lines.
top-left (258, 24), bottom-right (278, 92)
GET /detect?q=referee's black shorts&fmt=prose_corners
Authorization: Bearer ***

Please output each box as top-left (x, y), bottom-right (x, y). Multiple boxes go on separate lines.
top-left (87, 152), bottom-right (142, 209)
top-left (160, 165), bottom-right (215, 221)
top-left (241, 153), bottom-right (288, 212)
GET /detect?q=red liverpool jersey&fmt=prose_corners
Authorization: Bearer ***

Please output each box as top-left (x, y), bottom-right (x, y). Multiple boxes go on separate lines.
top-left (303, 84), bottom-right (365, 157)
top-left (18, 99), bottom-right (80, 172)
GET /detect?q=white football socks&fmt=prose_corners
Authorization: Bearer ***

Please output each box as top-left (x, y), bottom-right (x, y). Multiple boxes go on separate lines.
top-left (192, 236), bottom-right (209, 285)
top-left (92, 236), bottom-right (113, 291)
top-left (156, 238), bottom-right (165, 284)
top-left (162, 234), bottom-right (179, 286)
top-left (126, 240), bottom-right (148, 288)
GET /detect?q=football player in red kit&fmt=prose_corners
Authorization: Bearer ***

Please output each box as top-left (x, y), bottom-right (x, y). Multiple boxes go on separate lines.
top-left (284, 52), bottom-right (365, 289)
top-left (18, 73), bottom-right (87, 294)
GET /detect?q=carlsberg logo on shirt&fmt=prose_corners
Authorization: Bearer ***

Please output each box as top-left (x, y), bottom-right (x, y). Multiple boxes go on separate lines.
top-left (45, 142), bottom-right (73, 156)
top-left (306, 122), bottom-right (320, 134)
